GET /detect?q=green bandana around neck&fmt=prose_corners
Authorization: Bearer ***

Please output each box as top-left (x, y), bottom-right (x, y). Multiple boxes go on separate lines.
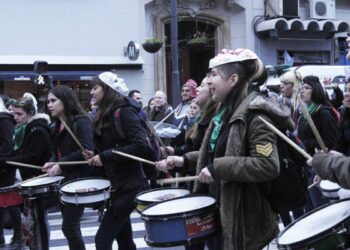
top-left (13, 124), bottom-right (27, 150)
top-left (303, 103), bottom-right (320, 124)
top-left (210, 109), bottom-right (225, 152)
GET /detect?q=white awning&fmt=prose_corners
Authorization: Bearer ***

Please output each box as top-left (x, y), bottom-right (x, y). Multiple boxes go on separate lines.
top-left (256, 18), bottom-right (349, 39)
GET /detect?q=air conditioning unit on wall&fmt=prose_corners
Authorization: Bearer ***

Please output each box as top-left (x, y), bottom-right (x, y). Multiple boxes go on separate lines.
top-left (310, 0), bottom-right (336, 20)
top-left (265, 0), bottom-right (299, 18)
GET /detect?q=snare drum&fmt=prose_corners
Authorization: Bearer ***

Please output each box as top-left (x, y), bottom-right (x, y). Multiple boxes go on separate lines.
top-left (59, 177), bottom-right (111, 207)
top-left (141, 195), bottom-right (218, 247)
top-left (277, 198), bottom-right (350, 249)
top-left (319, 180), bottom-right (340, 200)
top-left (135, 187), bottom-right (190, 213)
top-left (20, 176), bottom-right (65, 198)
top-left (0, 186), bottom-right (23, 208)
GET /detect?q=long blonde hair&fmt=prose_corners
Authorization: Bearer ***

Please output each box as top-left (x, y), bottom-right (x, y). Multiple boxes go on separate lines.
top-left (280, 70), bottom-right (302, 119)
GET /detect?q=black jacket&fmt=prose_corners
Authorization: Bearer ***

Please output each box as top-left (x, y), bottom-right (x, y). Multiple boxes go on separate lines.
top-left (0, 112), bottom-right (15, 186)
top-left (297, 105), bottom-right (339, 155)
top-left (147, 104), bottom-right (173, 124)
top-left (50, 116), bottom-right (94, 181)
top-left (94, 98), bottom-right (151, 214)
top-left (0, 114), bottom-right (52, 180)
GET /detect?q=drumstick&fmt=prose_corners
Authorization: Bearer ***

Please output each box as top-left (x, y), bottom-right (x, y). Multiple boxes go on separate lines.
top-left (12, 173), bottom-right (49, 188)
top-left (153, 104), bottom-right (179, 129)
top-left (297, 95), bottom-right (328, 153)
top-left (156, 176), bottom-right (199, 185)
top-left (308, 181), bottom-right (318, 189)
top-left (112, 150), bottom-right (155, 166)
top-left (52, 161), bottom-right (89, 165)
top-left (258, 116), bottom-right (312, 160)
top-left (6, 161), bottom-right (42, 170)
top-left (59, 117), bottom-right (85, 151)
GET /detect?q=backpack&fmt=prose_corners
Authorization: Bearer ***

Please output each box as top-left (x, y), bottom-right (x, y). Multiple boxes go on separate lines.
top-left (113, 108), bottom-right (160, 180)
top-left (246, 113), bottom-right (308, 214)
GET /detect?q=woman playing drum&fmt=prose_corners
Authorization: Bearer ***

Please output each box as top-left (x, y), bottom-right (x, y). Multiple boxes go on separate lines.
top-left (157, 49), bottom-right (295, 249)
top-left (85, 72), bottom-right (152, 250)
top-left (43, 85), bottom-right (94, 250)
top-left (0, 96), bottom-right (52, 250)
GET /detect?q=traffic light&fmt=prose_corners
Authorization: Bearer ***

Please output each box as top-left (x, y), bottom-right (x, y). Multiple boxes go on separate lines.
top-left (34, 74), bottom-right (53, 88)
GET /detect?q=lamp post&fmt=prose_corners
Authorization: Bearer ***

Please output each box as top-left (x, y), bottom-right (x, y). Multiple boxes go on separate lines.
top-left (170, 0), bottom-right (180, 108)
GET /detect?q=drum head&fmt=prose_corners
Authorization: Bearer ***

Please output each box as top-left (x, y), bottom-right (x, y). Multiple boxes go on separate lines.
top-left (20, 176), bottom-right (64, 187)
top-left (142, 195), bottom-right (216, 216)
top-left (278, 199), bottom-right (350, 246)
top-left (137, 188), bottom-right (189, 202)
top-left (61, 178), bottom-right (110, 194)
top-left (320, 180), bottom-right (340, 191)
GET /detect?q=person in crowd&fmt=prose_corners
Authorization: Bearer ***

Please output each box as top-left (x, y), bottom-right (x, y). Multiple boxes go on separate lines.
top-left (157, 48), bottom-right (294, 249)
top-left (297, 75), bottom-right (339, 211)
top-left (347, 36), bottom-right (350, 61)
top-left (128, 89), bottom-right (146, 120)
top-left (0, 97), bottom-right (16, 248)
top-left (335, 80), bottom-right (350, 156)
top-left (143, 98), bottom-right (154, 118)
top-left (89, 97), bottom-right (98, 119)
top-left (163, 76), bottom-right (216, 157)
top-left (5, 98), bottom-right (17, 114)
top-left (147, 90), bottom-right (173, 124)
top-left (42, 85), bottom-right (94, 250)
top-left (85, 71), bottom-right (152, 250)
top-left (0, 96), bottom-right (52, 250)
top-left (278, 71), bottom-right (302, 123)
top-left (171, 80), bottom-right (198, 149)
top-left (308, 150), bottom-right (350, 189)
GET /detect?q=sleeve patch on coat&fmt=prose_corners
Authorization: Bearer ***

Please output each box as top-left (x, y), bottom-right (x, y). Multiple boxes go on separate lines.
top-left (256, 143), bottom-right (273, 157)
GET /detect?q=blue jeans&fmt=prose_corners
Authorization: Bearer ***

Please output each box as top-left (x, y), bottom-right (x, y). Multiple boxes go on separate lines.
top-left (60, 204), bottom-right (85, 250)
top-left (95, 205), bottom-right (136, 250)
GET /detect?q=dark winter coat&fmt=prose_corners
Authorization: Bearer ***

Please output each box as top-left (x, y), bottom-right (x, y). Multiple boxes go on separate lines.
top-left (94, 99), bottom-right (151, 215)
top-left (297, 105), bottom-right (339, 156)
top-left (335, 108), bottom-right (350, 156)
top-left (147, 103), bottom-right (173, 124)
top-left (50, 116), bottom-right (94, 182)
top-left (0, 112), bottom-right (15, 187)
top-left (0, 114), bottom-right (52, 180)
top-left (185, 92), bottom-right (294, 250)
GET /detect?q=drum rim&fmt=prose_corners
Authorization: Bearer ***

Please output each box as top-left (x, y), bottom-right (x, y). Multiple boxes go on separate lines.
top-left (141, 194), bottom-right (216, 219)
top-left (277, 197), bottom-right (350, 248)
top-left (135, 187), bottom-right (190, 203)
top-left (59, 177), bottom-right (111, 196)
top-left (0, 186), bottom-right (20, 192)
top-left (20, 176), bottom-right (65, 188)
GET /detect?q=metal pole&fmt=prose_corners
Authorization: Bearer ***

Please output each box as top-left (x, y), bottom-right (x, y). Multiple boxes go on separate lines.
top-left (170, 0), bottom-right (181, 108)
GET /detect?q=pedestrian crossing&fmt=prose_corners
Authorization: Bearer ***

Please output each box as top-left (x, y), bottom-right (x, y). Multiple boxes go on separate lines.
top-left (2, 207), bottom-right (283, 249)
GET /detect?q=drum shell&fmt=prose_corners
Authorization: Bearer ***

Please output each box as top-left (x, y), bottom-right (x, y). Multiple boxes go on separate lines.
top-left (59, 177), bottom-right (111, 207)
top-left (0, 187), bottom-right (23, 208)
top-left (141, 195), bottom-right (218, 247)
top-left (277, 198), bottom-right (350, 250)
top-left (319, 180), bottom-right (340, 200)
top-left (135, 187), bottom-right (190, 213)
top-left (20, 184), bottom-right (60, 198)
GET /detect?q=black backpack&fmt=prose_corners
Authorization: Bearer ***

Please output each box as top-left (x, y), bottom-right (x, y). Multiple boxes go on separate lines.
top-left (247, 114), bottom-right (308, 214)
top-left (113, 108), bottom-right (160, 180)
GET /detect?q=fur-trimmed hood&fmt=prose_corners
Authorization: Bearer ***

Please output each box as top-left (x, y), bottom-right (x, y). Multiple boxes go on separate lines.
top-left (27, 113), bottom-right (51, 125)
top-left (230, 91), bottom-right (295, 132)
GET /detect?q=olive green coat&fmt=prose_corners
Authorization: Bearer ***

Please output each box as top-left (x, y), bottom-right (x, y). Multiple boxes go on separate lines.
top-left (185, 92), bottom-right (294, 250)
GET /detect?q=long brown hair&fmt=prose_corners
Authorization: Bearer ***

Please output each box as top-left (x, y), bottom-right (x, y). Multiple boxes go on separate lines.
top-left (91, 76), bottom-right (127, 136)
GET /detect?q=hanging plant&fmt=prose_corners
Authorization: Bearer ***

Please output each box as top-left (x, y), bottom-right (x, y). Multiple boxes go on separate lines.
top-left (187, 32), bottom-right (207, 48)
top-left (142, 37), bottom-right (166, 53)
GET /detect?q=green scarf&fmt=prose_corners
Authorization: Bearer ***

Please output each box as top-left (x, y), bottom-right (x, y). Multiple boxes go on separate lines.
top-left (303, 103), bottom-right (320, 124)
top-left (210, 109), bottom-right (225, 152)
top-left (13, 124), bottom-right (27, 151)
top-left (193, 112), bottom-right (203, 128)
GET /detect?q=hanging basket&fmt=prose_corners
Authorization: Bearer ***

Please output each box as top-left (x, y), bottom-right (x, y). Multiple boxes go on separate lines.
top-left (187, 41), bottom-right (207, 50)
top-left (142, 42), bottom-right (163, 53)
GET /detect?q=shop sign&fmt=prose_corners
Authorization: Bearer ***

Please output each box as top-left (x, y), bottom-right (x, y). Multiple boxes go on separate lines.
top-left (127, 41), bottom-right (140, 61)
top-left (14, 76), bottom-right (31, 81)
